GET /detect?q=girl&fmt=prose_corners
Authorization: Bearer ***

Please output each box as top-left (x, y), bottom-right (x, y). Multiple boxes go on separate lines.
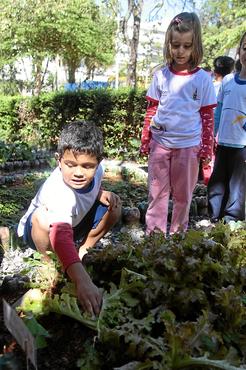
top-left (140, 12), bottom-right (217, 235)
top-left (207, 32), bottom-right (246, 223)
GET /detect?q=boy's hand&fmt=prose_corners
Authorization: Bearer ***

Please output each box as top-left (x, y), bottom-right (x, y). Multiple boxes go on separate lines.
top-left (98, 190), bottom-right (121, 211)
top-left (76, 278), bottom-right (102, 316)
top-left (66, 262), bottom-right (102, 316)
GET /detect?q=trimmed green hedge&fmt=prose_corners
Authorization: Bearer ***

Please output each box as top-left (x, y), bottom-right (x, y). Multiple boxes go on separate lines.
top-left (0, 88), bottom-right (147, 160)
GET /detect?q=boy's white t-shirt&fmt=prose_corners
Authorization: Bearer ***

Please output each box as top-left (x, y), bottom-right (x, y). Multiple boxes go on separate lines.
top-left (213, 80), bottom-right (222, 97)
top-left (147, 66), bottom-right (217, 149)
top-left (217, 73), bottom-right (246, 146)
top-left (17, 163), bottom-right (104, 237)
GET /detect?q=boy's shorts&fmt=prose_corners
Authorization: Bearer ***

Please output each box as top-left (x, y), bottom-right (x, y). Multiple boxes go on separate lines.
top-left (23, 200), bottom-right (108, 250)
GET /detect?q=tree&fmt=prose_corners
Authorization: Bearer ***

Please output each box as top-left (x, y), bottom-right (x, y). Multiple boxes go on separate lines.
top-left (0, 0), bottom-right (60, 94)
top-left (0, 0), bottom-right (116, 94)
top-left (104, 0), bottom-right (196, 88)
top-left (53, 0), bottom-right (116, 84)
top-left (121, 0), bottom-right (144, 88)
top-left (199, 0), bottom-right (246, 67)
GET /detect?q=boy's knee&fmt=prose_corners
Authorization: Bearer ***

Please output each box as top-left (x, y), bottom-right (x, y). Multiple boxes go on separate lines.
top-left (0, 226), bottom-right (10, 249)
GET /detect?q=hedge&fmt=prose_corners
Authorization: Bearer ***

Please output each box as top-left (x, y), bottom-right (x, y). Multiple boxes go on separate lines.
top-left (0, 88), bottom-right (147, 160)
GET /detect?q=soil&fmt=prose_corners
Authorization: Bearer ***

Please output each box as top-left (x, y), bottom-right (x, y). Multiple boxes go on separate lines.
top-left (0, 289), bottom-right (96, 370)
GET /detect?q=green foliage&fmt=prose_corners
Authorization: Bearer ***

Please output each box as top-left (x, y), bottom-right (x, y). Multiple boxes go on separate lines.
top-left (0, 172), bottom-right (48, 226)
top-left (16, 222), bottom-right (246, 369)
top-left (0, 141), bottom-right (35, 163)
top-left (200, 0), bottom-right (246, 67)
top-left (0, 96), bottom-right (22, 141)
top-left (22, 313), bottom-right (51, 349)
top-left (0, 0), bottom-right (116, 89)
top-left (0, 88), bottom-right (147, 159)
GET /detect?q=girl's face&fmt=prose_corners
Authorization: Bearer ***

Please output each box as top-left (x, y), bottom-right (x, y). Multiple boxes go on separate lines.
top-left (170, 30), bottom-right (193, 72)
top-left (239, 35), bottom-right (246, 71)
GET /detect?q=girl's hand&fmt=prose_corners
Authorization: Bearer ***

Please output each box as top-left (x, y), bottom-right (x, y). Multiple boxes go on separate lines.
top-left (201, 157), bottom-right (211, 165)
top-left (98, 190), bottom-right (121, 211)
top-left (140, 142), bottom-right (150, 155)
top-left (199, 145), bottom-right (212, 164)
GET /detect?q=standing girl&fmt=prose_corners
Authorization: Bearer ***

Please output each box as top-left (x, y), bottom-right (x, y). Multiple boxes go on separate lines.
top-left (207, 32), bottom-right (246, 223)
top-left (140, 12), bottom-right (217, 235)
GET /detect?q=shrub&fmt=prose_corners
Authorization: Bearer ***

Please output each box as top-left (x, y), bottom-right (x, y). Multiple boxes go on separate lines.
top-left (0, 88), bottom-right (147, 160)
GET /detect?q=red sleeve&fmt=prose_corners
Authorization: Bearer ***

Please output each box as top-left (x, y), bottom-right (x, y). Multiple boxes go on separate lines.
top-left (140, 99), bottom-right (158, 155)
top-left (49, 222), bottom-right (80, 271)
top-left (199, 106), bottom-right (215, 160)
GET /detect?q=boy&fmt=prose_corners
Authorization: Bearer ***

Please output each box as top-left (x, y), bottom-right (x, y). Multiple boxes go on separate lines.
top-left (213, 56), bottom-right (235, 97)
top-left (208, 32), bottom-right (246, 223)
top-left (200, 56), bottom-right (235, 185)
top-left (17, 120), bottom-right (121, 316)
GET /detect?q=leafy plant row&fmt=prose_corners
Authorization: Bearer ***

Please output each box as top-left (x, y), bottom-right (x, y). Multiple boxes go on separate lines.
top-left (18, 222), bottom-right (246, 369)
top-left (0, 140), bottom-right (51, 165)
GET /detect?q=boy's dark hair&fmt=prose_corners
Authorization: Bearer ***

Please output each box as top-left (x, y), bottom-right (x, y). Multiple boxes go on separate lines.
top-left (213, 56), bottom-right (235, 77)
top-left (57, 120), bottom-right (103, 161)
top-left (235, 58), bottom-right (242, 73)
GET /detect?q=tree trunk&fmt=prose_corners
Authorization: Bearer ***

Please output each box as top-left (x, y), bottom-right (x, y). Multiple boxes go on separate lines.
top-left (67, 64), bottom-right (77, 84)
top-left (32, 57), bottom-right (44, 95)
top-left (121, 0), bottom-right (144, 88)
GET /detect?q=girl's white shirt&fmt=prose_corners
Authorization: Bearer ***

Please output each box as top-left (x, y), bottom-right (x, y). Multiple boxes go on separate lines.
top-left (147, 66), bottom-right (216, 149)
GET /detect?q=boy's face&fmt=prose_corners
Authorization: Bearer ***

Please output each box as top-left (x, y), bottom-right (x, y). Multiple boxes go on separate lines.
top-left (58, 149), bottom-right (99, 190)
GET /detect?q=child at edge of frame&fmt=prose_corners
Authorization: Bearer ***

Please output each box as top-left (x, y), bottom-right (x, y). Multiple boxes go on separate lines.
top-left (207, 32), bottom-right (246, 224)
top-left (17, 120), bottom-right (122, 316)
top-left (140, 12), bottom-right (217, 236)
top-left (201, 55), bottom-right (235, 185)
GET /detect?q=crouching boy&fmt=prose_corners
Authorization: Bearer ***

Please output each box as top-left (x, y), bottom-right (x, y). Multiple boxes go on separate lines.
top-left (17, 120), bottom-right (121, 316)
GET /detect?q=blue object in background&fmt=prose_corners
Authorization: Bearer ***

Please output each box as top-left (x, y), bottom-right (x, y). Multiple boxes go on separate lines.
top-left (64, 81), bottom-right (109, 91)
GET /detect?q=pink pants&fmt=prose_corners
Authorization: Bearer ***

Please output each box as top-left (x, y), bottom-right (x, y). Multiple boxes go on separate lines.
top-left (145, 140), bottom-right (200, 235)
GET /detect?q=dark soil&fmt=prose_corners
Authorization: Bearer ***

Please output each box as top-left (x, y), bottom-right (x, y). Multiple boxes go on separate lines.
top-left (0, 290), bottom-right (95, 370)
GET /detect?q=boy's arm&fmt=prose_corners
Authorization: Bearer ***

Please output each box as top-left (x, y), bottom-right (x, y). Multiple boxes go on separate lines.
top-left (140, 99), bottom-right (158, 155)
top-left (199, 105), bottom-right (215, 162)
top-left (49, 222), bottom-right (101, 316)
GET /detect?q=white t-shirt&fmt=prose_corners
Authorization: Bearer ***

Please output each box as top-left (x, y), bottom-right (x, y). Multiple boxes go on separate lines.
top-left (213, 80), bottom-right (222, 97)
top-left (217, 73), bottom-right (246, 146)
top-left (147, 66), bottom-right (217, 148)
top-left (18, 163), bottom-right (104, 237)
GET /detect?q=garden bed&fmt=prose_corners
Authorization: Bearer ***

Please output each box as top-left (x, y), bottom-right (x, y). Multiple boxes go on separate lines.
top-left (1, 161), bottom-right (245, 369)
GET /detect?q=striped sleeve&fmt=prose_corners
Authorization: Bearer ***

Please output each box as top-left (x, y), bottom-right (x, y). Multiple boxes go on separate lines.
top-left (140, 99), bottom-right (158, 155)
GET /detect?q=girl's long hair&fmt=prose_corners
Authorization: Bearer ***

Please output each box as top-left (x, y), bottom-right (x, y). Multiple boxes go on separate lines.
top-left (164, 12), bottom-right (203, 70)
